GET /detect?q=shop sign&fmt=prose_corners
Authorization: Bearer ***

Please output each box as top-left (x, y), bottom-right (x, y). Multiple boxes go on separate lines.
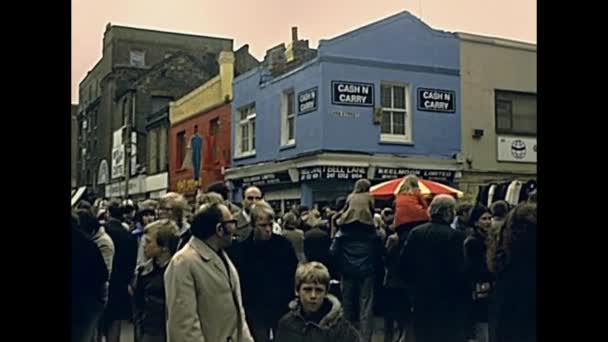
top-left (417, 88), bottom-right (456, 113)
top-left (298, 87), bottom-right (318, 114)
top-left (111, 145), bottom-right (125, 179)
top-left (105, 178), bottom-right (144, 198)
top-left (176, 179), bottom-right (199, 194)
top-left (332, 81), bottom-right (374, 107)
top-left (97, 160), bottom-right (109, 185)
top-left (497, 136), bottom-right (537, 163)
top-left (374, 167), bottom-right (456, 183)
top-left (299, 166), bottom-right (368, 181)
top-left (241, 171), bottom-right (292, 187)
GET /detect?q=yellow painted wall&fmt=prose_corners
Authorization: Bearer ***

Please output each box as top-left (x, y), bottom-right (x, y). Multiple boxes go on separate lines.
top-left (170, 51), bottom-right (234, 125)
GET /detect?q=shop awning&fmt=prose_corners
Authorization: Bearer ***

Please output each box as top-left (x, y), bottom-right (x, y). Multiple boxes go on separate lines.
top-left (71, 186), bottom-right (87, 207)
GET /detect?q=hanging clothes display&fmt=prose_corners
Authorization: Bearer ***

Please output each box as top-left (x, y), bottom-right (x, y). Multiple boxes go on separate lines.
top-left (506, 180), bottom-right (523, 206)
top-left (519, 180), bottom-right (538, 202)
top-left (476, 184), bottom-right (491, 206)
top-left (487, 184), bottom-right (498, 207)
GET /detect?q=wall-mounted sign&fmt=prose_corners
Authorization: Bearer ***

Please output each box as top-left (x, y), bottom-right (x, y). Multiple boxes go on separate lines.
top-left (374, 167), bottom-right (456, 183)
top-left (111, 145), bottom-right (125, 179)
top-left (332, 81), bottom-right (374, 107)
top-left (106, 178), bottom-right (145, 198)
top-left (97, 160), bottom-right (109, 185)
top-left (417, 88), bottom-right (456, 113)
top-left (176, 179), bottom-right (199, 194)
top-left (240, 171), bottom-right (292, 187)
top-left (298, 87), bottom-right (318, 114)
top-left (299, 166), bottom-right (368, 181)
top-left (497, 136), bottom-right (537, 163)
top-left (332, 110), bottom-right (360, 118)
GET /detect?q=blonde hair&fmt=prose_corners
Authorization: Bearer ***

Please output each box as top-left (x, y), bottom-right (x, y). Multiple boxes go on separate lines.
top-left (294, 261), bottom-right (331, 292)
top-left (398, 175), bottom-right (420, 194)
top-left (353, 178), bottom-right (371, 193)
top-left (160, 192), bottom-right (189, 220)
top-left (250, 200), bottom-right (275, 225)
top-left (197, 192), bottom-right (224, 210)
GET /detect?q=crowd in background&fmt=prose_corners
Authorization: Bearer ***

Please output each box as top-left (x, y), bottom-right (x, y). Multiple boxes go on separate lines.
top-left (72, 177), bottom-right (537, 342)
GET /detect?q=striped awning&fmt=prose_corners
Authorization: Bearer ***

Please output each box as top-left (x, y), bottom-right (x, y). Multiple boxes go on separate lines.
top-left (370, 178), bottom-right (463, 199)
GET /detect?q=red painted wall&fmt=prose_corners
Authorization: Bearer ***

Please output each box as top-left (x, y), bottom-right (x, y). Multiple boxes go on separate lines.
top-left (169, 103), bottom-right (232, 197)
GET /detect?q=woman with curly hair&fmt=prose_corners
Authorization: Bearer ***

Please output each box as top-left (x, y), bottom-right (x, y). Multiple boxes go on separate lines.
top-left (486, 203), bottom-right (537, 342)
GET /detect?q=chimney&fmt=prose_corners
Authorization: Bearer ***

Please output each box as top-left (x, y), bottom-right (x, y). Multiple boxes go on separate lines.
top-left (218, 51), bottom-right (235, 101)
top-left (291, 27), bottom-right (298, 42)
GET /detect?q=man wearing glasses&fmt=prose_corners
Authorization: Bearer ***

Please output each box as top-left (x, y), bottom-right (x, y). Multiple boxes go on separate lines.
top-left (164, 202), bottom-right (254, 342)
top-left (234, 186), bottom-right (263, 243)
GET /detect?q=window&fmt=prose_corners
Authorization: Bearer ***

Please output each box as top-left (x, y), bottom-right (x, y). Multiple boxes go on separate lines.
top-left (122, 98), bottom-right (129, 125)
top-left (495, 90), bottom-right (537, 135)
top-left (176, 131), bottom-right (186, 169)
top-left (236, 104), bottom-right (256, 156)
top-left (281, 90), bottom-right (296, 145)
top-left (159, 127), bottom-right (168, 172)
top-left (92, 111), bottom-right (98, 129)
top-left (130, 50), bottom-right (146, 67)
top-left (210, 118), bottom-right (220, 161)
top-left (151, 96), bottom-right (172, 114)
top-left (380, 83), bottom-right (411, 143)
top-left (148, 129), bottom-right (158, 174)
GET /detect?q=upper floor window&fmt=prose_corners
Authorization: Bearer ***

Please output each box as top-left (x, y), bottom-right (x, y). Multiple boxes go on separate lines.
top-left (495, 90), bottom-right (537, 136)
top-left (130, 50), bottom-right (146, 67)
top-left (159, 127), bottom-right (168, 172)
top-left (236, 104), bottom-right (256, 157)
top-left (148, 129), bottom-right (158, 175)
top-left (176, 131), bottom-right (186, 169)
top-left (210, 118), bottom-right (220, 161)
top-left (281, 90), bottom-right (296, 146)
top-left (380, 83), bottom-right (412, 143)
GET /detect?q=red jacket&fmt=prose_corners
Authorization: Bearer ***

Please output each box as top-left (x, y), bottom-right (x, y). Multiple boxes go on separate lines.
top-left (394, 192), bottom-right (430, 228)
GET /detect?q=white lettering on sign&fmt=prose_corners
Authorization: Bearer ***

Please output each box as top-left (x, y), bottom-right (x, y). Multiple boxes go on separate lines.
top-left (339, 94), bottom-right (367, 103)
top-left (300, 101), bottom-right (314, 112)
top-left (424, 100), bottom-right (450, 110)
top-left (338, 84), bottom-right (361, 93)
top-left (423, 91), bottom-right (450, 101)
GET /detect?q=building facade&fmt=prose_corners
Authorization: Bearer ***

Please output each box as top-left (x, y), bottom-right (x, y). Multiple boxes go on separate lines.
top-left (168, 50), bottom-right (259, 200)
top-left (457, 33), bottom-right (537, 196)
top-left (76, 24), bottom-right (237, 200)
top-left (226, 12), bottom-right (464, 211)
top-left (71, 104), bottom-right (78, 190)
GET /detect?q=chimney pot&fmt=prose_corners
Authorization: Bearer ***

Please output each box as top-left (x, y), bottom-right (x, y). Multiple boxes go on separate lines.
top-left (291, 27), bottom-right (298, 42)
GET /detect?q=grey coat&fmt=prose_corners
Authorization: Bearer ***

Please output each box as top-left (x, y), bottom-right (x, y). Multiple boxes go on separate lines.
top-left (164, 237), bottom-right (254, 342)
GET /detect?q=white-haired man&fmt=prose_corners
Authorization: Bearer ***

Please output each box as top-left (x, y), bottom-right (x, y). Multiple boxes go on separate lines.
top-left (227, 201), bottom-right (298, 342)
top-left (400, 194), bottom-right (470, 342)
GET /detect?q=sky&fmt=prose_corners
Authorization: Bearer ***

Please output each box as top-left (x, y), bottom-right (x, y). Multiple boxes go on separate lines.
top-left (71, 0), bottom-right (536, 104)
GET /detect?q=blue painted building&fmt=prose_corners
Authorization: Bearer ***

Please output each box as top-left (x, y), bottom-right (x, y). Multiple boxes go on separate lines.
top-left (226, 11), bottom-right (464, 211)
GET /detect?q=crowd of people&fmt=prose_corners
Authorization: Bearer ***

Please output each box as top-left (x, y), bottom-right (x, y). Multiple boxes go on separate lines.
top-left (72, 177), bottom-right (537, 342)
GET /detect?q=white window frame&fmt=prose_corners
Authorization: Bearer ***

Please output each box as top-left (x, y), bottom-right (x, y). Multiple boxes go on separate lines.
top-left (236, 104), bottom-right (256, 158)
top-left (380, 82), bottom-right (412, 143)
top-left (281, 89), bottom-right (296, 146)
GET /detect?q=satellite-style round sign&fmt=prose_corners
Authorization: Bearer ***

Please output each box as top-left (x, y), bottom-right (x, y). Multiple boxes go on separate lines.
top-left (511, 140), bottom-right (527, 159)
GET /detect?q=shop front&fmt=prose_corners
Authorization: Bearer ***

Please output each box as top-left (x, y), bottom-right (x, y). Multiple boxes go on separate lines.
top-left (226, 152), bottom-right (462, 213)
top-left (105, 175), bottom-right (147, 201)
top-left (145, 172), bottom-right (169, 199)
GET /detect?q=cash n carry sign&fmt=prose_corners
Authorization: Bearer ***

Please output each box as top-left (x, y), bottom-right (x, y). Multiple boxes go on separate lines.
top-left (417, 88), bottom-right (455, 113)
top-left (332, 81), bottom-right (374, 107)
top-left (298, 87), bottom-right (318, 114)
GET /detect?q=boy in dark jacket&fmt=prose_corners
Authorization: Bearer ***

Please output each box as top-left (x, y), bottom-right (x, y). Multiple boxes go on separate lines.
top-left (276, 262), bottom-right (361, 342)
